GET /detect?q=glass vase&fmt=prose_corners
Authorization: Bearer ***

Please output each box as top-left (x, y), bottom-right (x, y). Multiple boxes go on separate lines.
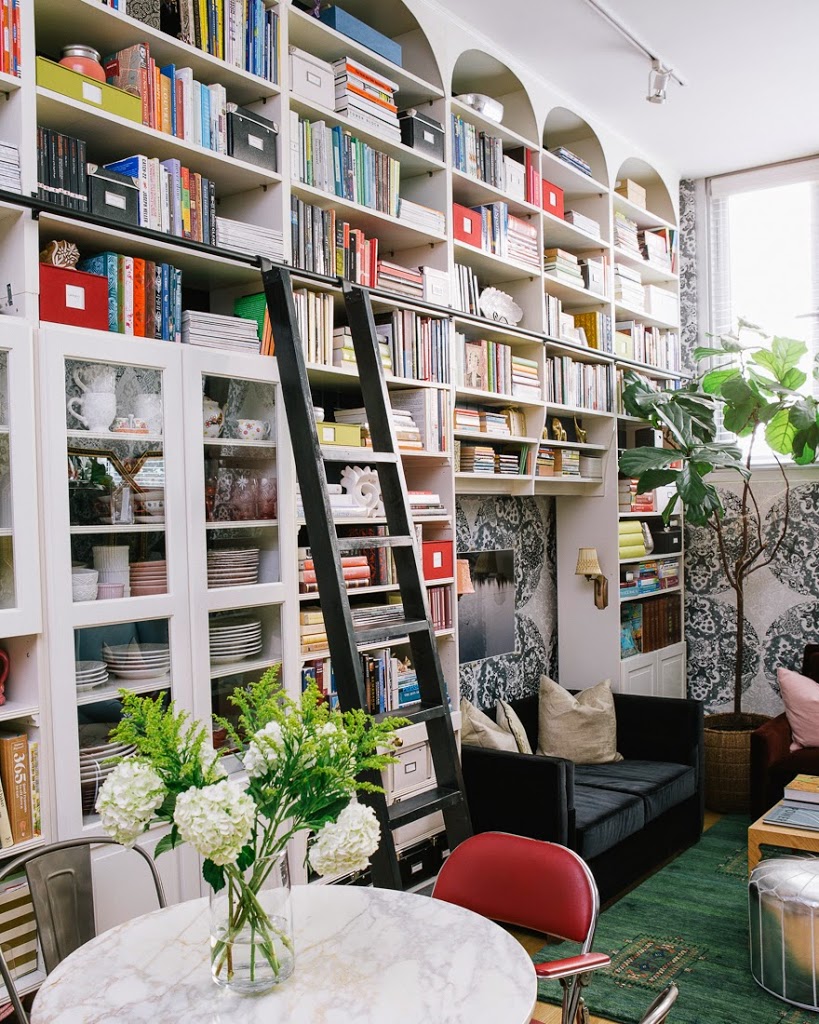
top-left (209, 851), bottom-right (295, 994)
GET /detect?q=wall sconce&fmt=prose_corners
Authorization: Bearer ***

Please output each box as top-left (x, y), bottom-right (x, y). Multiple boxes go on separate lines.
top-left (575, 547), bottom-right (608, 610)
top-left (456, 558), bottom-right (475, 597)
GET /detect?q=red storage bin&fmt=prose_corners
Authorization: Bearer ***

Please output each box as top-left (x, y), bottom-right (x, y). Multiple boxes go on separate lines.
top-left (422, 540), bottom-right (454, 581)
top-left (40, 265), bottom-right (109, 331)
top-left (452, 203), bottom-right (482, 247)
top-left (541, 179), bottom-right (565, 219)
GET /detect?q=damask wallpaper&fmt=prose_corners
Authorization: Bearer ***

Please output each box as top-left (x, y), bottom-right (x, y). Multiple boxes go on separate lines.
top-left (678, 178), bottom-right (699, 372)
top-left (685, 478), bottom-right (819, 714)
top-left (456, 496), bottom-right (557, 709)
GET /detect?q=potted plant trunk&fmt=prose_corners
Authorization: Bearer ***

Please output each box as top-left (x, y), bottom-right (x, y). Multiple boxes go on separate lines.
top-left (619, 322), bottom-right (819, 813)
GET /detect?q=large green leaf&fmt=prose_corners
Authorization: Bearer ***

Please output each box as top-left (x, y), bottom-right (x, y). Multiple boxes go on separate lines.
top-left (789, 399), bottom-right (819, 431)
top-left (675, 465), bottom-right (724, 525)
top-left (632, 468), bottom-right (679, 491)
top-left (702, 368), bottom-right (740, 395)
top-left (771, 335), bottom-right (808, 369)
top-left (780, 367), bottom-right (808, 392)
top-left (202, 859), bottom-right (225, 893)
top-left (765, 407), bottom-right (797, 454)
top-left (694, 346), bottom-right (736, 361)
top-left (618, 447), bottom-right (679, 475)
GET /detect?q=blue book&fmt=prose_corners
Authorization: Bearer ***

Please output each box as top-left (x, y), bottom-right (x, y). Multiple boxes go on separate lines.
top-left (103, 155), bottom-right (149, 226)
top-left (331, 125), bottom-right (343, 197)
top-left (160, 263), bottom-right (169, 341)
top-left (78, 252), bottom-right (118, 332)
top-left (160, 65), bottom-right (177, 136)
top-left (200, 84), bottom-right (211, 151)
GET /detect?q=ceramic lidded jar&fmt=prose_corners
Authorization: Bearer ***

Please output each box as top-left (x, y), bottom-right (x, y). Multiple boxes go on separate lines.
top-left (203, 396), bottom-right (224, 438)
top-left (59, 45), bottom-right (107, 83)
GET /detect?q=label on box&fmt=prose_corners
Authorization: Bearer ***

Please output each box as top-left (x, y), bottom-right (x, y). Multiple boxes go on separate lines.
top-left (248, 134), bottom-right (263, 150)
top-left (433, 552), bottom-right (442, 568)
top-left (461, 217), bottom-right (473, 235)
top-left (306, 71), bottom-right (321, 86)
top-left (81, 82), bottom-right (103, 105)
top-left (547, 189), bottom-right (558, 205)
top-left (404, 761), bottom-right (418, 775)
top-left (64, 285), bottom-right (86, 310)
top-left (321, 426), bottom-right (336, 442)
top-left (423, 130), bottom-right (434, 144)
top-left (104, 191), bottom-right (126, 210)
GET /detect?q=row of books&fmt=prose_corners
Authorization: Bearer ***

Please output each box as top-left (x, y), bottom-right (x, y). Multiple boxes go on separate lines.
top-left (375, 309), bottom-right (451, 384)
top-left (408, 490), bottom-right (448, 519)
top-left (619, 557), bottom-right (680, 598)
top-left (457, 443), bottom-right (525, 476)
top-left (362, 650), bottom-right (421, 714)
top-left (36, 128), bottom-right (88, 211)
top-left (105, 153), bottom-right (217, 244)
top-left (572, 310), bottom-right (614, 353)
top-left (543, 355), bottom-right (613, 411)
top-left (103, 44), bottom-right (230, 152)
top-left (615, 321), bottom-right (681, 371)
top-left (453, 405), bottom-right (528, 438)
top-left (450, 115), bottom-right (506, 190)
top-left (466, 202), bottom-right (540, 269)
top-left (337, 388), bottom-right (448, 453)
top-left (332, 325), bottom-right (393, 373)
top-left (181, 310), bottom-right (259, 353)
top-left (290, 197), bottom-right (377, 282)
top-left (291, 114), bottom-right (401, 217)
top-left (536, 448), bottom-right (602, 479)
top-left (1, 0), bottom-right (21, 78)
top-left (620, 592), bottom-right (682, 656)
top-left (427, 584), bottom-right (453, 632)
top-left (618, 478), bottom-right (657, 513)
top-left (299, 602), bottom-right (407, 655)
top-left (174, 0), bottom-right (279, 81)
top-left (0, 731), bottom-right (40, 848)
top-left (77, 252), bottom-right (182, 340)
top-left (458, 336), bottom-right (542, 401)
top-left (301, 657), bottom-right (339, 708)
top-left (452, 263), bottom-right (482, 317)
top-left (333, 56), bottom-right (400, 143)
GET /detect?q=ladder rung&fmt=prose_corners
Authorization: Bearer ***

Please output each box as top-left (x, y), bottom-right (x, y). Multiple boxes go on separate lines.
top-left (377, 704), bottom-right (449, 726)
top-left (355, 618), bottom-right (429, 644)
top-left (387, 786), bottom-right (464, 828)
top-left (321, 448), bottom-right (398, 464)
top-left (336, 535), bottom-right (413, 551)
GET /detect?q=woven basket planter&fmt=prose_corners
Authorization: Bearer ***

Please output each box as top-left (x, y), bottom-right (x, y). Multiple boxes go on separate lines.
top-left (704, 712), bottom-right (770, 813)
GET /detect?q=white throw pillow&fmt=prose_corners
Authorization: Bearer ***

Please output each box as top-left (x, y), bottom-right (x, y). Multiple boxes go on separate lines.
top-left (460, 697), bottom-right (517, 752)
top-left (536, 676), bottom-right (623, 764)
top-left (496, 700), bottom-right (533, 755)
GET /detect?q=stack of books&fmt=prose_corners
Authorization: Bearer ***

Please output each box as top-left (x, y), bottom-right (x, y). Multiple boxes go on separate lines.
top-left (216, 217), bottom-right (284, 261)
top-left (0, 143), bottom-right (20, 194)
top-left (299, 548), bottom-right (371, 594)
top-left (506, 214), bottom-right (540, 269)
top-left (334, 406), bottom-right (423, 451)
top-left (77, 252), bottom-right (182, 339)
top-left (615, 178), bottom-right (647, 209)
top-left (459, 445), bottom-right (495, 474)
top-left (618, 478), bottom-right (635, 512)
top-left (495, 451), bottom-right (521, 475)
top-left (640, 229), bottom-right (672, 269)
top-left (557, 450), bottom-right (580, 476)
top-left (550, 146), bottom-right (592, 177)
top-left (614, 264), bottom-right (644, 310)
top-left (181, 311), bottom-right (260, 352)
top-left (614, 211), bottom-right (641, 254)
top-left (469, 203), bottom-right (539, 268)
top-left (332, 325), bottom-right (392, 374)
top-left (398, 197), bottom-right (445, 233)
top-left (511, 354), bottom-right (542, 400)
top-left (375, 309), bottom-right (450, 383)
top-left (333, 57), bottom-right (401, 143)
top-left (375, 260), bottom-right (423, 299)
top-left (290, 198), bottom-right (378, 283)
top-left (172, 0), bottom-right (279, 80)
top-left (480, 409), bottom-right (513, 436)
top-left (451, 115), bottom-right (504, 188)
top-left (408, 491), bottom-right (448, 519)
top-left (544, 247), bottom-right (584, 287)
top-left (619, 520), bottom-right (647, 559)
top-left (453, 405), bottom-right (482, 434)
top-left (763, 776), bottom-right (819, 831)
top-left (536, 446), bottom-right (556, 476)
top-left (564, 209), bottom-right (601, 238)
top-left (452, 263), bottom-right (481, 316)
top-left (579, 455), bottom-right (604, 479)
top-left (296, 484), bottom-right (363, 521)
top-left (36, 129), bottom-right (88, 211)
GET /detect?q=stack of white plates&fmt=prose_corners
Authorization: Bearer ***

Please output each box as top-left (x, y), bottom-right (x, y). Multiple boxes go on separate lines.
top-left (130, 560), bottom-right (168, 597)
top-left (207, 548), bottom-right (260, 589)
top-left (75, 660), bottom-right (109, 693)
top-left (102, 642), bottom-right (171, 679)
top-left (79, 728), bottom-right (137, 813)
top-left (209, 617), bottom-right (263, 665)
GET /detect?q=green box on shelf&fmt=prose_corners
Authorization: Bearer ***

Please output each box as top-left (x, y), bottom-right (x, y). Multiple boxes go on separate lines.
top-left (234, 292), bottom-right (266, 341)
top-left (35, 57), bottom-right (142, 124)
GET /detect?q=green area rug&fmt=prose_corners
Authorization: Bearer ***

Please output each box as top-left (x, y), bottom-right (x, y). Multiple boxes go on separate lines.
top-left (534, 817), bottom-right (819, 1023)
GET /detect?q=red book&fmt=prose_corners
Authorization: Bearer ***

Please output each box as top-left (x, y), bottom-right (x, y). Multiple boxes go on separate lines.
top-left (190, 171), bottom-right (201, 242)
top-left (132, 258), bottom-right (146, 337)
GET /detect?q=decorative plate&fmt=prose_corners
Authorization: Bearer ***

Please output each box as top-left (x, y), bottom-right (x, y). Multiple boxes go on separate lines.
top-left (478, 288), bottom-right (524, 325)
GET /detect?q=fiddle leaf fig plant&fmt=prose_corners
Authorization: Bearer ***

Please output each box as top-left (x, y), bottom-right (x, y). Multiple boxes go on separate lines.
top-left (619, 320), bottom-right (819, 718)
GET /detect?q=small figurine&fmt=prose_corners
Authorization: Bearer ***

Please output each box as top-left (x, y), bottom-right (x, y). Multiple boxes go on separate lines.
top-left (573, 417), bottom-right (588, 444)
top-left (39, 239), bottom-right (81, 268)
top-left (551, 418), bottom-right (568, 442)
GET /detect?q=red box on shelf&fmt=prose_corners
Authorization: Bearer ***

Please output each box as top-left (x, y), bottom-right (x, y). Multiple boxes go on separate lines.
top-left (422, 540), bottom-right (454, 581)
top-left (39, 265), bottom-right (109, 331)
top-left (452, 203), bottom-right (482, 247)
top-left (541, 179), bottom-right (565, 219)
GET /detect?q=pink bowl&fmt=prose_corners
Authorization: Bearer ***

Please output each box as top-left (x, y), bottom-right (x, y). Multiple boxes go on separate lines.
top-left (96, 583), bottom-right (125, 600)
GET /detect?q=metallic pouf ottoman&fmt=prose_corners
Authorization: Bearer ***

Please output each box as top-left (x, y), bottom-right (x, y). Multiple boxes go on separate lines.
top-left (749, 858), bottom-right (819, 1010)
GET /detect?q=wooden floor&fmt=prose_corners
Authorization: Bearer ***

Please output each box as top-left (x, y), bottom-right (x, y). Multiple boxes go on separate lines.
top-left (518, 811), bottom-right (722, 1024)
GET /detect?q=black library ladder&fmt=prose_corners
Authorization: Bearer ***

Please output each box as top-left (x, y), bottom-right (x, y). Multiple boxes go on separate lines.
top-left (261, 263), bottom-right (472, 889)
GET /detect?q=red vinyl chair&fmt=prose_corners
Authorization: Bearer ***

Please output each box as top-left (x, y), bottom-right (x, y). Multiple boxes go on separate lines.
top-left (432, 831), bottom-right (611, 1024)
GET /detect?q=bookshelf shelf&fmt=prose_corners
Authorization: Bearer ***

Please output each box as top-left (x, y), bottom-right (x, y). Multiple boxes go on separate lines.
top-left (36, 88), bottom-right (283, 198)
top-left (449, 98), bottom-right (535, 149)
top-left (539, 149), bottom-right (609, 198)
top-left (454, 431), bottom-right (537, 445)
top-left (452, 315), bottom-right (545, 349)
top-left (209, 655), bottom-right (282, 681)
top-left (204, 519), bottom-right (278, 530)
top-left (453, 240), bottom-right (540, 285)
top-left (542, 209), bottom-right (609, 251)
top-left (68, 523), bottom-right (165, 534)
top-left (615, 356), bottom-right (685, 379)
top-left (66, 429), bottom-right (164, 444)
top-left (450, 168), bottom-right (541, 218)
top-left (614, 301), bottom-right (679, 331)
top-left (620, 553), bottom-right (681, 565)
top-left (298, 583), bottom-right (400, 601)
top-left (543, 274), bottom-right (609, 309)
top-left (613, 246), bottom-right (678, 284)
top-left (545, 338), bottom-right (614, 364)
top-left (456, 386), bottom-right (544, 409)
top-left (35, 0), bottom-right (282, 105)
top-left (0, 71), bottom-right (20, 95)
top-left (620, 584), bottom-right (681, 603)
top-left (75, 677), bottom-right (172, 707)
top-left (533, 476), bottom-right (604, 492)
top-left (546, 401), bottom-right (613, 418)
top-left (613, 193), bottom-right (676, 232)
top-left (206, 582), bottom-right (287, 614)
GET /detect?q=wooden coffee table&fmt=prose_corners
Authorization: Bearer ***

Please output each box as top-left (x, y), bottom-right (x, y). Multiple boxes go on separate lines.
top-left (748, 802), bottom-right (819, 872)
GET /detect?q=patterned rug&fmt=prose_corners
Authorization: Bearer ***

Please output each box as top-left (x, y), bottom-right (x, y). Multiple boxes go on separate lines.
top-left (534, 816), bottom-right (819, 1023)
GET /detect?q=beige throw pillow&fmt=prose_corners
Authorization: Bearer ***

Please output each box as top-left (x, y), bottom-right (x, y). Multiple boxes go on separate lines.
top-left (496, 700), bottom-right (533, 755)
top-left (536, 676), bottom-right (623, 764)
top-left (460, 698), bottom-right (517, 752)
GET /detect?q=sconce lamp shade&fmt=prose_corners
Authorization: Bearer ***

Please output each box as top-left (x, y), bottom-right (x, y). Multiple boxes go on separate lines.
top-left (456, 558), bottom-right (475, 596)
top-left (576, 547), bottom-right (602, 577)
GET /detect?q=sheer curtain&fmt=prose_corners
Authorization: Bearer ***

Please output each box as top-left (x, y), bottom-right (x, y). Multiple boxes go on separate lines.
top-left (706, 159), bottom-right (819, 458)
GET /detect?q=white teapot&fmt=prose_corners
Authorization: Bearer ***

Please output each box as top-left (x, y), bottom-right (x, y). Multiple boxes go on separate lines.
top-left (203, 396), bottom-right (224, 438)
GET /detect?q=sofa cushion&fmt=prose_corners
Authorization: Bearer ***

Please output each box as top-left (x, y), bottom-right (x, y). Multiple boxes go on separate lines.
top-left (460, 698), bottom-right (517, 752)
top-left (537, 676), bottom-right (623, 764)
top-left (575, 760), bottom-right (697, 822)
top-left (496, 700), bottom-right (533, 754)
top-left (778, 667), bottom-right (819, 751)
top-left (573, 787), bottom-right (645, 861)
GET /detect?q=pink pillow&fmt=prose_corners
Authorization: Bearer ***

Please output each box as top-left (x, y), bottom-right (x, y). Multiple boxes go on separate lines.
top-left (779, 667), bottom-right (819, 751)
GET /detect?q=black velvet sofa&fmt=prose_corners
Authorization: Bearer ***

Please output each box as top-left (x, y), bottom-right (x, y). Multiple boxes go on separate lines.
top-left (461, 691), bottom-right (705, 903)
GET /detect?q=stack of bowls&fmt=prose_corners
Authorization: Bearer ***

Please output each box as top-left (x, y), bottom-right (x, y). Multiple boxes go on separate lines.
top-left (93, 545), bottom-right (130, 597)
top-left (72, 568), bottom-right (99, 602)
top-left (102, 642), bottom-right (171, 680)
top-left (209, 617), bottom-right (263, 665)
top-left (79, 724), bottom-right (136, 814)
top-left (75, 660), bottom-right (109, 692)
top-left (130, 560), bottom-right (168, 596)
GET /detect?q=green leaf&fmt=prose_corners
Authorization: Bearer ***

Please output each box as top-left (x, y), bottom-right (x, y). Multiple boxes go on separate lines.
top-left (631, 468), bottom-right (678, 491)
top-left (718, 333), bottom-right (744, 353)
top-left (154, 831), bottom-right (179, 858)
top-left (618, 448), bottom-right (679, 476)
top-left (694, 346), bottom-right (735, 361)
top-left (202, 859), bottom-right (225, 893)
top-left (236, 844), bottom-right (255, 871)
top-left (702, 368), bottom-right (740, 395)
top-left (789, 399), bottom-right (819, 431)
top-left (676, 463), bottom-right (709, 506)
top-left (765, 408), bottom-right (796, 453)
top-left (793, 424), bottom-right (819, 464)
top-left (780, 368), bottom-right (807, 392)
top-left (771, 335), bottom-right (807, 369)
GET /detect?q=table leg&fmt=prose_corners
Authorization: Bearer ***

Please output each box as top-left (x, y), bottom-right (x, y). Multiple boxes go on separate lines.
top-left (748, 834), bottom-right (762, 874)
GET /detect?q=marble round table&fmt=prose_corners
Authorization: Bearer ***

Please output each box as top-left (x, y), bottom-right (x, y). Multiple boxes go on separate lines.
top-left (31, 885), bottom-right (537, 1024)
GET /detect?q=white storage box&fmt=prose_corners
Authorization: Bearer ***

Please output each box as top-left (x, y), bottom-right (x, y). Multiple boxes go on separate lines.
top-left (643, 284), bottom-right (678, 324)
top-left (289, 46), bottom-right (334, 110)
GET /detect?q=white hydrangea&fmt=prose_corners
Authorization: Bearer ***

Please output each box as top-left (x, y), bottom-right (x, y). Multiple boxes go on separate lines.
top-left (174, 780), bottom-right (255, 865)
top-left (96, 759), bottom-right (165, 848)
top-left (243, 721), bottom-right (285, 778)
top-left (199, 743), bottom-right (227, 780)
top-left (308, 801), bottom-right (380, 877)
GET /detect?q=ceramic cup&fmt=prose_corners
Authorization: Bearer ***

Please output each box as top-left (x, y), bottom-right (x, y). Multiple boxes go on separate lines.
top-left (67, 392), bottom-right (116, 432)
top-left (72, 568), bottom-right (99, 602)
top-left (203, 397), bottom-right (224, 438)
top-left (92, 545), bottom-right (130, 570)
top-left (96, 582), bottom-right (125, 600)
top-left (236, 418), bottom-right (272, 441)
top-left (73, 364), bottom-right (117, 394)
top-left (135, 394), bottom-right (163, 435)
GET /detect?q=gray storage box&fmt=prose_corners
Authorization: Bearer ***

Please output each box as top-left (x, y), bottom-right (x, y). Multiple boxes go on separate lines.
top-left (87, 167), bottom-right (139, 226)
top-left (227, 105), bottom-right (278, 172)
top-left (398, 109), bottom-right (445, 161)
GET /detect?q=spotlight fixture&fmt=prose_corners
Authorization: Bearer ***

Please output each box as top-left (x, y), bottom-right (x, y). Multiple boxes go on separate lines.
top-left (647, 59), bottom-right (674, 104)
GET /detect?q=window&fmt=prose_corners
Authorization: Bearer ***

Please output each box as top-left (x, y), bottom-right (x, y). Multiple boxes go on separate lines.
top-left (706, 158), bottom-right (819, 462)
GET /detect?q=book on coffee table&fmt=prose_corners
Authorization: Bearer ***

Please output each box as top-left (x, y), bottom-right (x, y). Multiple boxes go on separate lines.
top-left (764, 803), bottom-right (819, 832)
top-left (783, 774), bottom-right (819, 804)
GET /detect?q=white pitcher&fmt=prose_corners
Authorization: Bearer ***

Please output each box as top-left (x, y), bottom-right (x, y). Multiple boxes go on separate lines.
top-left (135, 394), bottom-right (163, 435)
top-left (67, 392), bottom-right (117, 432)
top-left (74, 363), bottom-right (117, 393)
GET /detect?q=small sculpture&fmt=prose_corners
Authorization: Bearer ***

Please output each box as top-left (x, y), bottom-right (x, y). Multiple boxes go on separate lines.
top-left (478, 287), bottom-right (523, 326)
top-left (551, 418), bottom-right (568, 442)
top-left (39, 239), bottom-right (81, 268)
top-left (340, 465), bottom-right (384, 517)
top-left (573, 417), bottom-right (587, 444)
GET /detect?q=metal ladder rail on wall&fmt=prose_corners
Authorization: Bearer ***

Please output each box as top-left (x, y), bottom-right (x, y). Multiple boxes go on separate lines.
top-left (260, 262), bottom-right (472, 890)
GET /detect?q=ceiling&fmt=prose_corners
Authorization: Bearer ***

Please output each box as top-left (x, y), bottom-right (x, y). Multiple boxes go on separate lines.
top-left (431, 0), bottom-right (819, 180)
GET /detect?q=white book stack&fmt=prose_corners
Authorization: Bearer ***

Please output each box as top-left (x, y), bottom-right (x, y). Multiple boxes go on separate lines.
top-left (397, 198), bottom-right (445, 233)
top-left (564, 209), bottom-right (601, 238)
top-left (181, 311), bottom-right (260, 352)
top-left (296, 483), bottom-right (363, 519)
top-left (0, 142), bottom-right (21, 194)
top-left (614, 264), bottom-right (644, 310)
top-left (216, 217), bottom-right (284, 261)
top-left (332, 57), bottom-right (401, 144)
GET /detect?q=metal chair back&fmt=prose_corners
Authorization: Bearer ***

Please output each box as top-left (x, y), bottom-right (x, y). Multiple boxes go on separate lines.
top-left (638, 983), bottom-right (679, 1024)
top-left (0, 837), bottom-right (166, 1024)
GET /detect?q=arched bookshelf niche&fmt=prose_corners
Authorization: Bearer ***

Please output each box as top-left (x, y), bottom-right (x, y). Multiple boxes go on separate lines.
top-left (613, 157), bottom-right (677, 229)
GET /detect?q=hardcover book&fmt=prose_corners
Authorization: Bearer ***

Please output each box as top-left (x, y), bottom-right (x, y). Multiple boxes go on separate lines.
top-left (0, 733), bottom-right (31, 845)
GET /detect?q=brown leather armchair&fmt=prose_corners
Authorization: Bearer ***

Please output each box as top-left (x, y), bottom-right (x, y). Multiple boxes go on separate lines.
top-left (750, 644), bottom-right (819, 819)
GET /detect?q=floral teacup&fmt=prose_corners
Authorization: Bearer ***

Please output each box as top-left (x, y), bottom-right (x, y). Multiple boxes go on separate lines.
top-left (236, 419), bottom-right (272, 441)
